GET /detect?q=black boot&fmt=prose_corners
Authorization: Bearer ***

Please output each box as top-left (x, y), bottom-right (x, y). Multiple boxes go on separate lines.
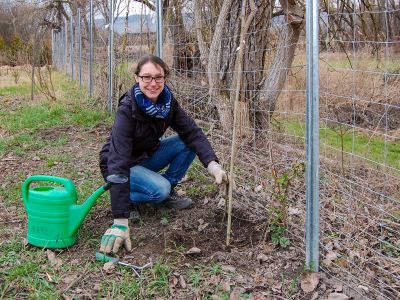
top-left (163, 186), bottom-right (192, 209)
top-left (128, 204), bottom-right (140, 222)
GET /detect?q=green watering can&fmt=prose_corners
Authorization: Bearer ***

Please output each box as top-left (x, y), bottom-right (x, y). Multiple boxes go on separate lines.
top-left (22, 174), bottom-right (127, 249)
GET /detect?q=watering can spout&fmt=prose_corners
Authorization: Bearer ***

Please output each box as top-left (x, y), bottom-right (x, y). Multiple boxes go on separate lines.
top-left (68, 174), bottom-right (128, 237)
top-left (68, 185), bottom-right (108, 237)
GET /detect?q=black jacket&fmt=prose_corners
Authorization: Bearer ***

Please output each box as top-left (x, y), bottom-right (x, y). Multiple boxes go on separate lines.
top-left (99, 85), bottom-right (218, 218)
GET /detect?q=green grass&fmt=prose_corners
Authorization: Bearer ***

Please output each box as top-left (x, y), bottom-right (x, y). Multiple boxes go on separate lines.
top-left (0, 78), bottom-right (112, 156)
top-left (0, 84), bottom-right (31, 96)
top-left (146, 262), bottom-right (171, 297)
top-left (99, 272), bottom-right (140, 299)
top-left (1, 104), bottom-right (67, 133)
top-left (318, 54), bottom-right (400, 72)
top-left (0, 239), bottom-right (62, 299)
top-left (279, 119), bottom-right (400, 170)
top-left (0, 170), bottom-right (27, 206)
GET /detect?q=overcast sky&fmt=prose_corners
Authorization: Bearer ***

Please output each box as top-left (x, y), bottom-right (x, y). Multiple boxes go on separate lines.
top-left (116, 1), bottom-right (152, 16)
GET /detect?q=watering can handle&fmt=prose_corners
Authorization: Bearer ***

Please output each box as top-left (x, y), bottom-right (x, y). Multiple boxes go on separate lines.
top-left (22, 175), bottom-right (76, 207)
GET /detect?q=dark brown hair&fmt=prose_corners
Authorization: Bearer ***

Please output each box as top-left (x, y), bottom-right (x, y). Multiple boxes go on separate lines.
top-left (134, 55), bottom-right (170, 77)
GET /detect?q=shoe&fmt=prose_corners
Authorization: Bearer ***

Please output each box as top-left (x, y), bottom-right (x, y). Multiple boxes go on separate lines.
top-left (163, 191), bottom-right (192, 209)
top-left (128, 205), bottom-right (140, 222)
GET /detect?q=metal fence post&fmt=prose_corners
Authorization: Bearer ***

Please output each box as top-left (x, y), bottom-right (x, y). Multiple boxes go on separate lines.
top-left (63, 22), bottom-right (66, 73)
top-left (51, 29), bottom-right (55, 67)
top-left (70, 15), bottom-right (74, 80)
top-left (156, 0), bottom-right (163, 58)
top-left (89, 0), bottom-right (93, 97)
top-left (57, 31), bottom-right (61, 68)
top-left (56, 30), bottom-right (59, 68)
top-left (78, 8), bottom-right (82, 87)
top-left (305, 0), bottom-right (320, 272)
top-left (64, 18), bottom-right (68, 76)
top-left (108, 0), bottom-right (114, 112)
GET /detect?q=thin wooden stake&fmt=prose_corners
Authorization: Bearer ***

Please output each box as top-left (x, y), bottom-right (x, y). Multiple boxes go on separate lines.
top-left (226, 0), bottom-right (257, 245)
top-left (226, 0), bottom-right (256, 246)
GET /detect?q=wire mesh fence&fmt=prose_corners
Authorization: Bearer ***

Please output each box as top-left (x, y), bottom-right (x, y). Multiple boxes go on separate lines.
top-left (51, 1), bottom-right (400, 299)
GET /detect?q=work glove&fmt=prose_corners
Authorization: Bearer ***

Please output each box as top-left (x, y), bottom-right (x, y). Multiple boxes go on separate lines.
top-left (207, 161), bottom-right (228, 184)
top-left (99, 218), bottom-right (132, 254)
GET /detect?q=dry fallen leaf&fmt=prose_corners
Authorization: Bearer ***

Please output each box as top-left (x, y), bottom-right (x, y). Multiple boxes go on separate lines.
top-left (221, 265), bottom-right (236, 273)
top-left (230, 287), bottom-right (244, 300)
top-left (46, 250), bottom-right (62, 269)
top-left (103, 262), bottom-right (115, 271)
top-left (198, 223), bottom-right (209, 232)
top-left (288, 207), bottom-right (302, 215)
top-left (256, 253), bottom-right (269, 264)
top-left (271, 283), bottom-right (282, 293)
top-left (300, 272), bottom-right (320, 293)
top-left (179, 275), bottom-right (187, 289)
top-left (170, 275), bottom-right (178, 287)
top-left (323, 251), bottom-right (338, 267)
top-left (254, 185), bottom-right (263, 192)
top-left (176, 189), bottom-right (186, 196)
top-left (221, 280), bottom-right (231, 292)
top-left (217, 197), bottom-right (225, 208)
top-left (334, 283), bottom-right (343, 292)
top-left (62, 274), bottom-right (78, 284)
top-left (209, 274), bottom-right (221, 285)
top-left (326, 292), bottom-right (350, 300)
top-left (186, 247), bottom-right (201, 255)
top-left (336, 258), bottom-right (348, 268)
top-left (357, 285), bottom-right (369, 293)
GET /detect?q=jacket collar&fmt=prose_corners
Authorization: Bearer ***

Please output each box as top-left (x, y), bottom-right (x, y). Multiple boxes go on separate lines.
top-left (127, 86), bottom-right (147, 121)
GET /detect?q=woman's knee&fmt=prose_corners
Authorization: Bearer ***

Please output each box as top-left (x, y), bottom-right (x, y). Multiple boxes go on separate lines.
top-left (153, 179), bottom-right (171, 202)
top-left (130, 165), bottom-right (171, 202)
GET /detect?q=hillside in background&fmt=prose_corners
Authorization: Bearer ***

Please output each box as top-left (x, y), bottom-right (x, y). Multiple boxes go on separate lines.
top-left (95, 14), bottom-right (156, 34)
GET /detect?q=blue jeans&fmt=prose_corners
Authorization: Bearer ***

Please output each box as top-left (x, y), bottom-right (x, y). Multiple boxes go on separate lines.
top-left (129, 135), bottom-right (196, 204)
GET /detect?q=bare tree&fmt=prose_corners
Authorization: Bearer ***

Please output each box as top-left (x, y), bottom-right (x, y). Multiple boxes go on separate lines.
top-left (192, 0), bottom-right (303, 135)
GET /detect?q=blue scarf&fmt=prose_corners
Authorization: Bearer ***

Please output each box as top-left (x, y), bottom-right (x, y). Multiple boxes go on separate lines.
top-left (133, 83), bottom-right (171, 119)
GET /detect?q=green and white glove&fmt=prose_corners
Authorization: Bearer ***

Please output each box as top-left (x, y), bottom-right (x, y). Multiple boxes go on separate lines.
top-left (207, 161), bottom-right (228, 184)
top-left (99, 218), bottom-right (132, 254)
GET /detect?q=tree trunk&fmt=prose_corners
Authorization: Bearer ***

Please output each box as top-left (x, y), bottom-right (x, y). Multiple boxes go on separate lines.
top-left (256, 1), bottom-right (303, 129)
top-left (207, 0), bottom-right (234, 133)
top-left (194, 0), bottom-right (208, 68)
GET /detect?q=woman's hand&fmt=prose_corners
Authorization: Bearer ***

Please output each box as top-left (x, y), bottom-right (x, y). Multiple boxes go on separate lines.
top-left (207, 161), bottom-right (228, 184)
top-left (99, 218), bottom-right (132, 254)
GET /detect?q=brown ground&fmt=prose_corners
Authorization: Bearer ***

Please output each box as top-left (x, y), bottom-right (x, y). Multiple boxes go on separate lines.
top-left (0, 94), bottom-right (377, 300)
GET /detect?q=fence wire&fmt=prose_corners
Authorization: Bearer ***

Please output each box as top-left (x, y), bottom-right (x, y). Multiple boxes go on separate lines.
top-left (52, 1), bottom-right (400, 299)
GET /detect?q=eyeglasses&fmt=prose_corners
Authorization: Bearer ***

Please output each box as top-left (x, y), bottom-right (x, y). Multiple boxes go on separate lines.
top-left (138, 75), bottom-right (165, 83)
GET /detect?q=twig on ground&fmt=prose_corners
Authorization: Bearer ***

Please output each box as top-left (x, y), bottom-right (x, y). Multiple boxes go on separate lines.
top-left (62, 264), bottom-right (89, 293)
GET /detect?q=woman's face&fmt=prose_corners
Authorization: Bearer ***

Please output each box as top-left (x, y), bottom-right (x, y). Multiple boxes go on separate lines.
top-left (134, 62), bottom-right (165, 103)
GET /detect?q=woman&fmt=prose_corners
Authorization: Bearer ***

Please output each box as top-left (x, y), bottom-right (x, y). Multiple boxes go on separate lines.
top-left (99, 55), bottom-right (227, 254)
